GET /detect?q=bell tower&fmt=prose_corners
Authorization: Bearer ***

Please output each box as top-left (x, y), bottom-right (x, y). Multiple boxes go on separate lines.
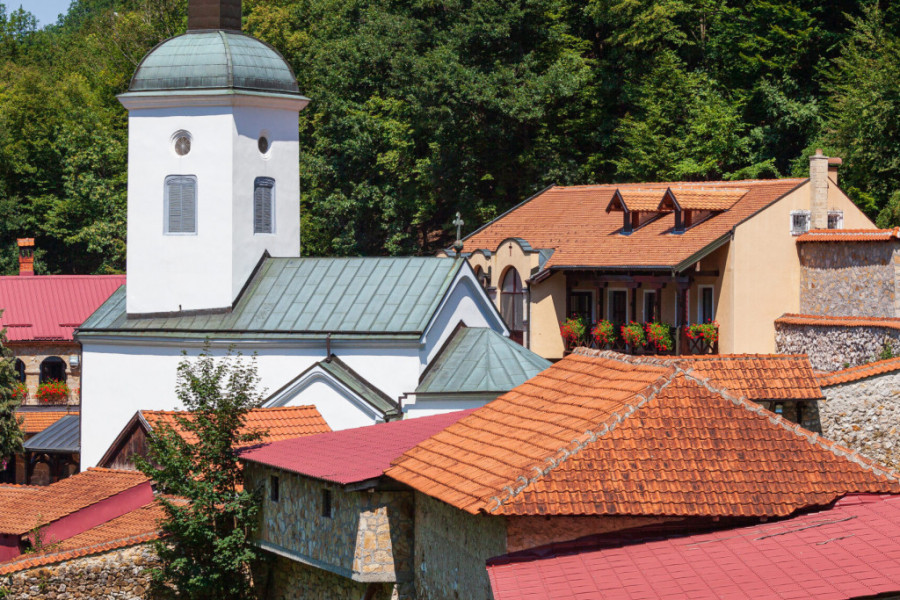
top-left (119, 0), bottom-right (308, 316)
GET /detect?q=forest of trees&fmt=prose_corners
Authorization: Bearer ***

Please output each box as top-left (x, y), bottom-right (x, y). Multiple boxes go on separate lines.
top-left (1, 0), bottom-right (900, 273)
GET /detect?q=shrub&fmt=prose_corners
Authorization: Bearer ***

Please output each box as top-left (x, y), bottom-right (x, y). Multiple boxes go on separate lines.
top-left (644, 322), bottom-right (673, 353)
top-left (591, 320), bottom-right (616, 347)
top-left (620, 322), bottom-right (646, 348)
top-left (560, 317), bottom-right (587, 347)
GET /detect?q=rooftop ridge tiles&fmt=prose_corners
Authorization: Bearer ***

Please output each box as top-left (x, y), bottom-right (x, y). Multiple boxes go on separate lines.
top-left (816, 356), bottom-right (900, 387)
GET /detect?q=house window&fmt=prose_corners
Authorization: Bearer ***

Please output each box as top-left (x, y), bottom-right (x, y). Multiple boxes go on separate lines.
top-left (270, 475), bottom-right (279, 502)
top-left (569, 291), bottom-right (593, 324)
top-left (500, 268), bottom-right (525, 344)
top-left (828, 210), bottom-right (843, 230)
top-left (254, 177), bottom-right (275, 234)
top-left (39, 357), bottom-right (66, 383)
top-left (790, 210), bottom-right (810, 235)
top-left (14, 359), bottom-right (25, 383)
top-left (698, 286), bottom-right (715, 323)
top-left (322, 489), bottom-right (333, 518)
top-left (608, 289), bottom-right (627, 324)
top-left (165, 175), bottom-right (197, 234)
top-left (643, 290), bottom-right (657, 322)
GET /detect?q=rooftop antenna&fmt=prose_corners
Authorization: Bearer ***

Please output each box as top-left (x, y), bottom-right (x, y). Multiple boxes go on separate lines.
top-left (452, 212), bottom-right (464, 253)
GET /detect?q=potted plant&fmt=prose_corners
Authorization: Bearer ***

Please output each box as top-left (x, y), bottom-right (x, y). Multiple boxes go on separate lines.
top-left (560, 317), bottom-right (587, 350)
top-left (685, 321), bottom-right (719, 349)
top-left (36, 380), bottom-right (69, 404)
top-left (644, 322), bottom-right (673, 353)
top-left (620, 321), bottom-right (646, 349)
top-left (12, 383), bottom-right (27, 403)
top-left (591, 319), bottom-right (616, 348)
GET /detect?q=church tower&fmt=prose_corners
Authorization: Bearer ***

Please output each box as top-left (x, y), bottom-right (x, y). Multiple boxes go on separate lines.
top-left (119, 0), bottom-right (308, 315)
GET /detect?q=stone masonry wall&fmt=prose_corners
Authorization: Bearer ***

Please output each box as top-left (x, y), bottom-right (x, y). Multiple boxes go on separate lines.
top-left (260, 555), bottom-right (397, 600)
top-left (799, 242), bottom-right (900, 317)
top-left (244, 464), bottom-right (413, 595)
top-left (506, 515), bottom-right (673, 553)
top-left (776, 323), bottom-right (900, 372)
top-left (8, 342), bottom-right (81, 406)
top-left (414, 493), bottom-right (506, 600)
top-left (0, 544), bottom-right (157, 599)
top-left (820, 372), bottom-right (900, 471)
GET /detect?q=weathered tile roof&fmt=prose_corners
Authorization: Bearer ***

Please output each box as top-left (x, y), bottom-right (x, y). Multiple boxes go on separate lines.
top-left (16, 410), bottom-right (74, 434)
top-left (486, 493), bottom-right (900, 600)
top-left (0, 275), bottom-right (125, 341)
top-left (142, 405), bottom-right (332, 447)
top-left (816, 357), bottom-right (900, 387)
top-left (240, 410), bottom-right (476, 485)
top-left (797, 227), bottom-right (900, 242)
top-left (0, 502), bottom-right (164, 575)
top-left (0, 468), bottom-right (149, 535)
top-left (23, 414), bottom-right (79, 453)
top-left (416, 327), bottom-right (551, 395)
top-left (675, 354), bottom-right (823, 401)
top-left (386, 350), bottom-right (899, 517)
top-left (667, 187), bottom-right (747, 211)
top-left (462, 179), bottom-right (806, 271)
top-left (777, 313), bottom-right (900, 330)
top-left (79, 257), bottom-right (467, 339)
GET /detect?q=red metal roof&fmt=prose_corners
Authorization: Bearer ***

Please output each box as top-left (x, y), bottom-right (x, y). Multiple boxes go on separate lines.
top-left (240, 410), bottom-right (475, 485)
top-left (487, 493), bottom-right (900, 600)
top-left (0, 275), bottom-right (125, 341)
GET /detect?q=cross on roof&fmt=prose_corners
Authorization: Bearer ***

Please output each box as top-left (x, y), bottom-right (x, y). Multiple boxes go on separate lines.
top-left (453, 212), bottom-right (464, 251)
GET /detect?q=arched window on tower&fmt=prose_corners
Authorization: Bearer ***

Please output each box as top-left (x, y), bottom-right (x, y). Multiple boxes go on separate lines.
top-left (500, 268), bottom-right (525, 344)
top-left (40, 357), bottom-right (66, 384)
top-left (14, 359), bottom-right (25, 383)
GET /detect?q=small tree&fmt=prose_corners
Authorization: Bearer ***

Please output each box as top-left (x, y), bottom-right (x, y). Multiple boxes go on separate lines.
top-left (137, 346), bottom-right (265, 600)
top-left (0, 319), bottom-right (25, 477)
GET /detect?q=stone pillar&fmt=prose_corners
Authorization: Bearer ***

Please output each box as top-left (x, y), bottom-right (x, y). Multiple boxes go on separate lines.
top-left (810, 149), bottom-right (830, 230)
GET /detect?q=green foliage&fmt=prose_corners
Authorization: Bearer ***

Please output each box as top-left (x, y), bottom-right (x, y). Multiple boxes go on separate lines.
top-left (875, 338), bottom-right (896, 361)
top-left (136, 346), bottom-right (265, 600)
top-left (0, 316), bottom-right (24, 473)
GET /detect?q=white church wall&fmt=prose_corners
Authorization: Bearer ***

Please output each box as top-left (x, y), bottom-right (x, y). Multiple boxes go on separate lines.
top-left (402, 395), bottom-right (497, 419)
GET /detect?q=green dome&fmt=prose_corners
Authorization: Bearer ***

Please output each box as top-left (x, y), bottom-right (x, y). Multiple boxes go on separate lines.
top-left (129, 31), bottom-right (301, 96)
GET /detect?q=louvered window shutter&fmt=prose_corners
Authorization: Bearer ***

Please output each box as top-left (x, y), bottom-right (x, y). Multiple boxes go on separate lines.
top-left (254, 178), bottom-right (275, 234)
top-left (165, 176), bottom-right (197, 234)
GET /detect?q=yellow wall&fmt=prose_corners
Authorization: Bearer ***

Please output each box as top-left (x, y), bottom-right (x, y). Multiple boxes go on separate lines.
top-left (530, 273), bottom-right (566, 358)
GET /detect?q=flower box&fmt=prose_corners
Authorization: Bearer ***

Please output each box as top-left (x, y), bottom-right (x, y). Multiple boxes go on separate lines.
top-left (36, 380), bottom-right (69, 404)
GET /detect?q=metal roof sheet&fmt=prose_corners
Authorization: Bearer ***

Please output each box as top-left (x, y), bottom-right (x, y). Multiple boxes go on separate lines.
top-left (23, 415), bottom-right (80, 453)
top-left (0, 275), bottom-right (125, 341)
top-left (318, 357), bottom-right (399, 415)
top-left (416, 327), bottom-right (550, 395)
top-left (79, 257), bottom-right (464, 338)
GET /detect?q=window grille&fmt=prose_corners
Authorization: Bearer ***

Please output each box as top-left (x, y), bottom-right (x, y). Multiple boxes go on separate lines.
top-left (790, 210), bottom-right (810, 235)
top-left (254, 177), bottom-right (275, 234)
top-left (165, 175), bottom-right (197, 234)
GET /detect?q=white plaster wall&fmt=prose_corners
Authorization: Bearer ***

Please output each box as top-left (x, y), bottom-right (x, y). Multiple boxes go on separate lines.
top-left (402, 395), bottom-right (496, 419)
top-left (79, 340), bottom-right (420, 467)
top-left (266, 372), bottom-right (383, 429)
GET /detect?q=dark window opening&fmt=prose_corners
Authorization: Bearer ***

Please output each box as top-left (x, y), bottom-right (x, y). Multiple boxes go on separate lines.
top-left (500, 268), bottom-right (525, 344)
top-left (270, 475), bottom-right (279, 502)
top-left (644, 291), bottom-right (657, 322)
top-left (39, 357), bottom-right (66, 384)
top-left (322, 489), bottom-right (333, 518)
top-left (699, 287), bottom-right (714, 323)
top-left (14, 359), bottom-right (25, 383)
top-left (569, 291), bottom-right (592, 325)
top-left (609, 290), bottom-right (627, 324)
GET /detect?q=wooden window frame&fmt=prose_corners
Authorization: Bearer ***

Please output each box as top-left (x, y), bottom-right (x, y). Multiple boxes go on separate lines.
top-left (697, 285), bottom-right (715, 324)
top-left (607, 288), bottom-right (629, 324)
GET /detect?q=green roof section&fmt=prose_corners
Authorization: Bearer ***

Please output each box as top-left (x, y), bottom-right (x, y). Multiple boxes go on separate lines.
top-left (79, 256), bottom-right (465, 340)
top-left (318, 356), bottom-right (400, 417)
top-left (128, 31), bottom-right (302, 96)
top-left (416, 327), bottom-right (551, 395)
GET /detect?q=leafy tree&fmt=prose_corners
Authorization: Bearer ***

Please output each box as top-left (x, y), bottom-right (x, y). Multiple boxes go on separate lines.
top-left (0, 320), bottom-right (24, 477)
top-left (136, 347), bottom-right (265, 600)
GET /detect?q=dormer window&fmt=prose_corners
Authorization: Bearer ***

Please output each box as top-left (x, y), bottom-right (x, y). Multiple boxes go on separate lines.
top-left (791, 210), bottom-right (810, 235)
top-left (828, 210), bottom-right (843, 230)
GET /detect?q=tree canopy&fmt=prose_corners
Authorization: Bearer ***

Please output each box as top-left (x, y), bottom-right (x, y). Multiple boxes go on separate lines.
top-left (1, 0), bottom-right (900, 271)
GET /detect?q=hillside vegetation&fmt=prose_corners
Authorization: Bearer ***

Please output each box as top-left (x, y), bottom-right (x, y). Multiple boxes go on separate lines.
top-left (1, 0), bottom-right (899, 272)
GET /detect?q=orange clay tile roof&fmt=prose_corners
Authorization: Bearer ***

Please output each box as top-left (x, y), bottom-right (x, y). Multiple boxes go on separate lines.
top-left (0, 502), bottom-right (164, 575)
top-left (776, 313), bottom-right (900, 331)
top-left (816, 357), bottom-right (900, 387)
top-left (141, 405), bottom-right (331, 447)
top-left (667, 187), bottom-right (747, 211)
top-left (386, 350), bottom-right (899, 517)
top-left (462, 179), bottom-right (807, 270)
top-left (673, 354), bottom-right (823, 401)
top-left (797, 228), bottom-right (900, 242)
top-left (0, 468), bottom-right (149, 535)
top-left (15, 410), bottom-right (72, 434)
top-left (611, 189), bottom-right (670, 212)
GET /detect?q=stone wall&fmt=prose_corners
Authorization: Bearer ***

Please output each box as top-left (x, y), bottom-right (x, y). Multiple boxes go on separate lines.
top-left (776, 323), bottom-right (900, 372)
top-left (260, 555), bottom-right (397, 600)
top-left (7, 342), bottom-right (81, 406)
top-left (820, 372), bottom-right (900, 470)
top-left (244, 464), bottom-right (414, 594)
top-left (413, 493), bottom-right (506, 600)
top-left (0, 544), bottom-right (157, 599)
top-left (506, 515), bottom-right (672, 553)
top-left (799, 242), bottom-right (900, 317)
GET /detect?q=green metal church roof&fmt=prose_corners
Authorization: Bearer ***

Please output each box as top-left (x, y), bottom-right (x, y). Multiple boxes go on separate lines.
top-left (128, 31), bottom-right (302, 96)
top-left (79, 257), bottom-right (466, 340)
top-left (416, 327), bottom-right (551, 395)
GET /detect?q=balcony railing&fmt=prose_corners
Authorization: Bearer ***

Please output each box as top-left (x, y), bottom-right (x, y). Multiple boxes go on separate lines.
top-left (562, 320), bottom-right (718, 356)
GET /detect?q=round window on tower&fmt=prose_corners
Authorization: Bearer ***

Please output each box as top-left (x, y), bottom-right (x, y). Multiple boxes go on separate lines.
top-left (172, 130), bottom-right (192, 156)
top-left (258, 135), bottom-right (270, 155)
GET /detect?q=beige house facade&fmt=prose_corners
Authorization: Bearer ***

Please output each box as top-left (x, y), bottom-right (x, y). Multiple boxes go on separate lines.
top-left (454, 152), bottom-right (874, 359)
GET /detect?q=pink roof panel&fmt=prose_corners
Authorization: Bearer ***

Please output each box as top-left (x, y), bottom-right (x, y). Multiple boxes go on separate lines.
top-left (0, 275), bottom-right (125, 341)
top-left (240, 409), bottom-right (475, 485)
top-left (487, 494), bottom-right (900, 600)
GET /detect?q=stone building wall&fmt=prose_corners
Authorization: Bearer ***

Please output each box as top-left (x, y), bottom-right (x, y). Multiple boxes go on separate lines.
top-left (244, 464), bottom-right (414, 596)
top-left (8, 342), bottom-right (81, 406)
top-left (820, 372), bottom-right (900, 471)
top-left (776, 323), bottom-right (900, 372)
top-left (413, 493), bottom-right (506, 600)
top-left (0, 544), bottom-right (157, 599)
top-left (506, 515), bottom-right (673, 553)
top-left (260, 556), bottom-right (397, 600)
top-left (798, 242), bottom-right (900, 317)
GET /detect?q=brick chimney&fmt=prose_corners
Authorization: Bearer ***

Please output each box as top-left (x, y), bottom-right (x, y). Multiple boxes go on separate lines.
top-left (17, 238), bottom-right (34, 276)
top-left (188, 0), bottom-right (241, 31)
top-left (809, 149), bottom-right (830, 230)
